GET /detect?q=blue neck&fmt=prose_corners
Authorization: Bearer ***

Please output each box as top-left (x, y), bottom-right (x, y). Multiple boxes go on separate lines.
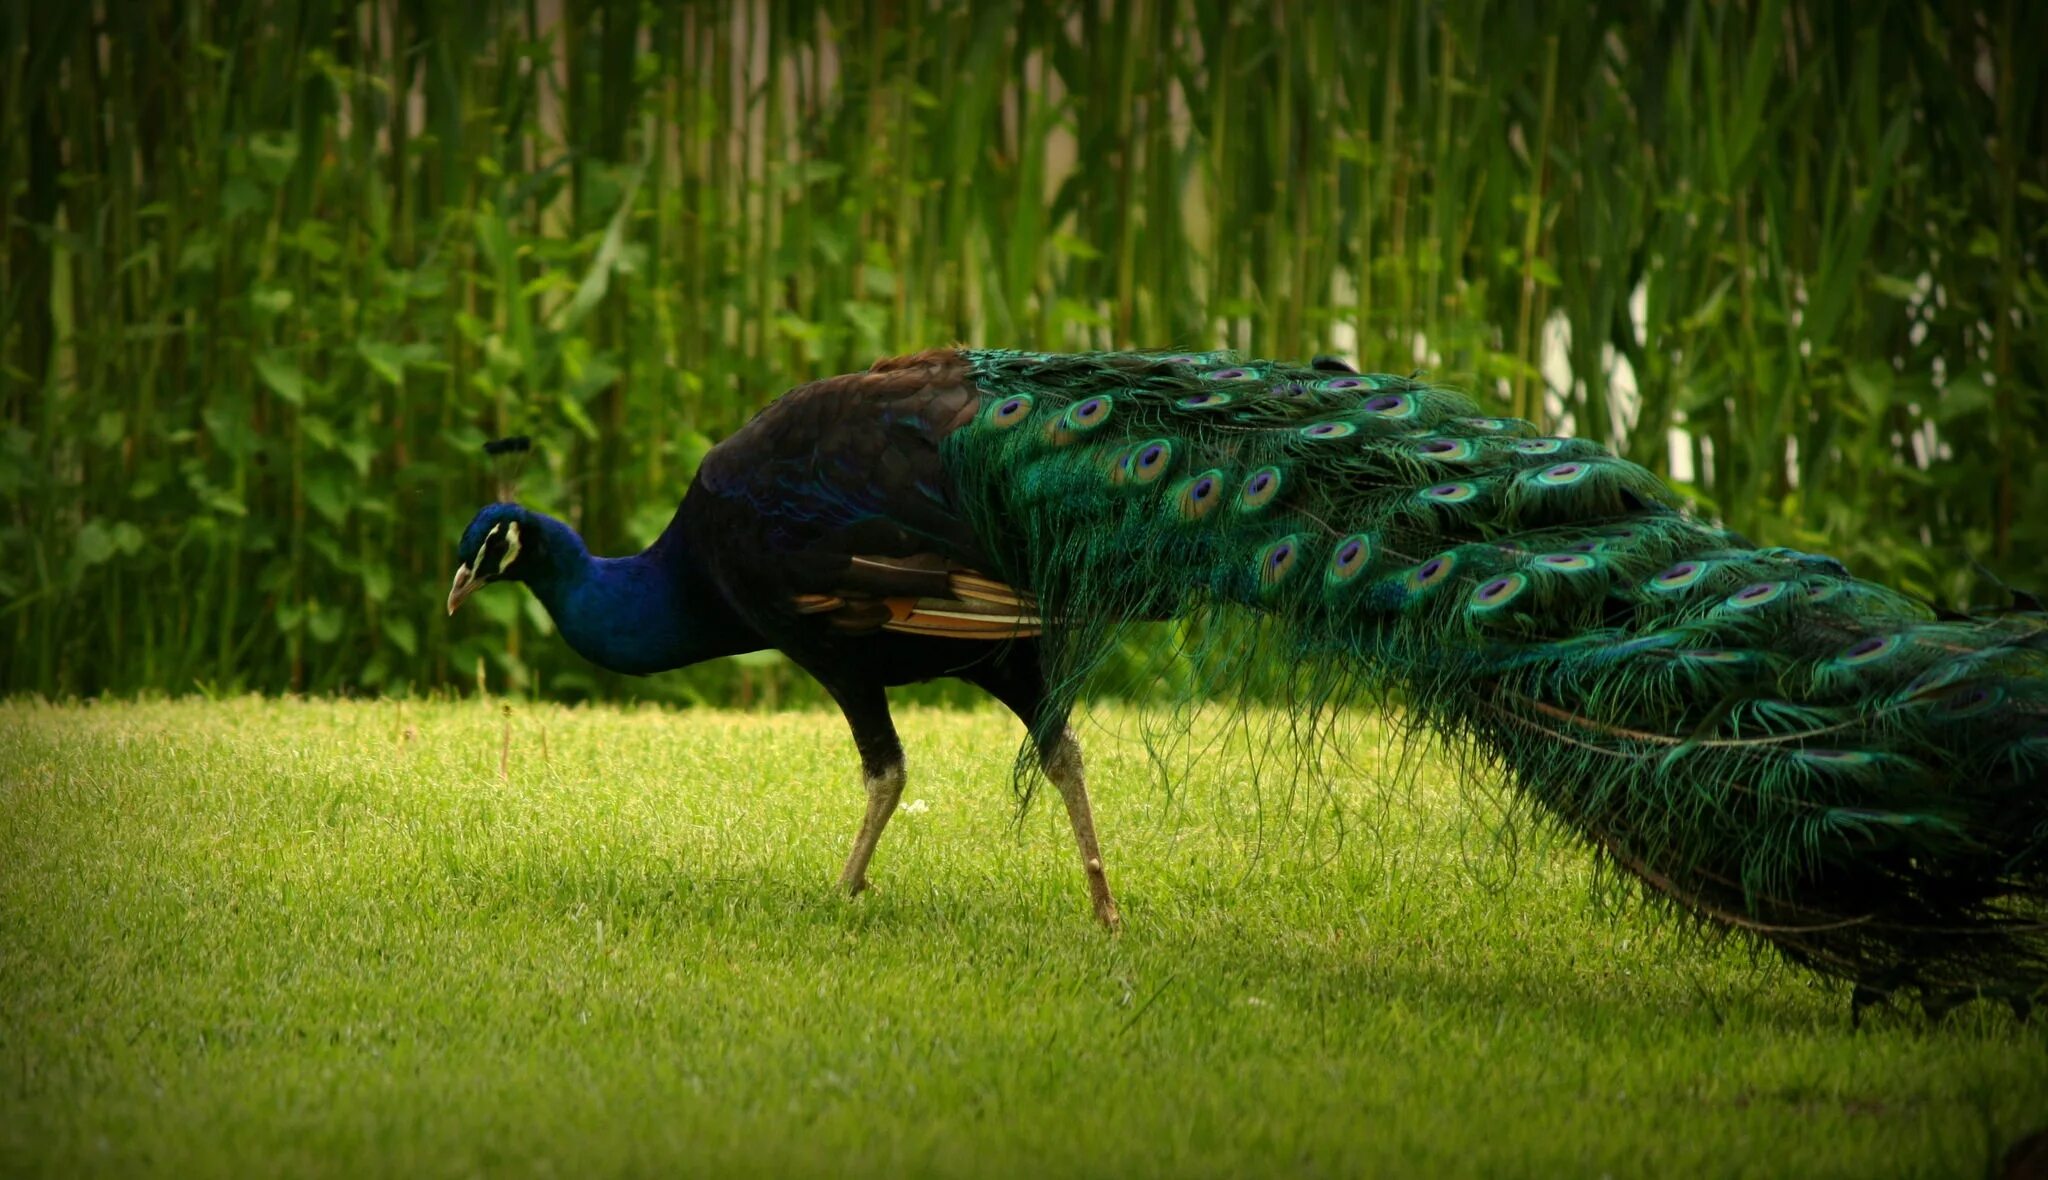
top-left (514, 511), bottom-right (761, 676)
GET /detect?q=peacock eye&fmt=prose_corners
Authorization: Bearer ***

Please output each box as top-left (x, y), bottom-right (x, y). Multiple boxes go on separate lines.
top-left (1418, 438), bottom-right (1475, 460)
top-left (1406, 552), bottom-right (1456, 591)
top-left (1132, 439), bottom-right (1173, 483)
top-left (1259, 535), bottom-right (1303, 586)
top-left (1177, 469), bottom-right (1225, 520)
top-left (1421, 482), bottom-right (1476, 504)
top-left (1536, 462), bottom-right (1587, 485)
top-left (1837, 634), bottom-right (1901, 666)
top-left (1470, 572), bottom-right (1528, 610)
top-left (1725, 581), bottom-right (1785, 610)
top-left (1793, 749), bottom-right (1888, 769)
top-left (1206, 367), bottom-right (1249, 381)
top-left (1059, 396), bottom-right (1112, 433)
top-left (990, 395), bottom-right (1033, 427)
top-left (1326, 534), bottom-right (1374, 584)
top-left (1105, 446), bottom-right (1136, 486)
top-left (1301, 421), bottom-right (1356, 439)
top-left (1239, 466), bottom-right (1282, 509)
top-left (1322, 377), bottom-right (1365, 390)
top-left (1176, 390), bottom-right (1232, 409)
top-left (1514, 438), bottom-right (1564, 455)
top-left (1648, 561), bottom-right (1704, 591)
top-left (1364, 394), bottom-right (1412, 417)
top-left (1935, 683), bottom-right (2002, 717)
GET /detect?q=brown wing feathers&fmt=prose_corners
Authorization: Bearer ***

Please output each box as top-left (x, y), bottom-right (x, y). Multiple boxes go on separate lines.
top-left (794, 560), bottom-right (1041, 639)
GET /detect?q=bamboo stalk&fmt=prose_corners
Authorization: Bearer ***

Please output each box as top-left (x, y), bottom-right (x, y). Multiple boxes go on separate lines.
top-left (3, 0), bottom-right (2037, 698)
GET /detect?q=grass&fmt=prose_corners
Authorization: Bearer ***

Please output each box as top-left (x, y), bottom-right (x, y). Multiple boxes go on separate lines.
top-left (2, 697), bottom-right (2043, 1178)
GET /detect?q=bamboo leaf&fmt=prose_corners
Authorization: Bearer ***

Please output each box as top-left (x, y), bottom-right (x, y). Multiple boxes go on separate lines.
top-left (553, 160), bottom-right (648, 334)
top-left (252, 352), bottom-right (309, 406)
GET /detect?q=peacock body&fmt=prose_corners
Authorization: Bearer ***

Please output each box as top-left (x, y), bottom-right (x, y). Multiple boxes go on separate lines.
top-left (450, 348), bottom-right (2047, 1012)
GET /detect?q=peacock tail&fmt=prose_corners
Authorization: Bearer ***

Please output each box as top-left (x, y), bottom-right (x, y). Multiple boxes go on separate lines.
top-left (942, 348), bottom-right (2048, 1008)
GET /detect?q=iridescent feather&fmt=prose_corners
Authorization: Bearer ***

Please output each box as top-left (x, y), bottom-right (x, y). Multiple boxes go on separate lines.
top-left (944, 348), bottom-right (2048, 1013)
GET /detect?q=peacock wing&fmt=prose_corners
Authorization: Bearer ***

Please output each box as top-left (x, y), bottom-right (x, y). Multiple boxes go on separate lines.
top-left (688, 349), bottom-right (1039, 639)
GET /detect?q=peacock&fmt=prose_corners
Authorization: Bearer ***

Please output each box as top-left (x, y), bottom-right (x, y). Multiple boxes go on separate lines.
top-left (448, 348), bottom-right (2047, 1015)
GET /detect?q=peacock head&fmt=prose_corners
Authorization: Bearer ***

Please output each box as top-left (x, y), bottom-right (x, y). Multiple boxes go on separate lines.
top-left (447, 503), bottom-right (530, 615)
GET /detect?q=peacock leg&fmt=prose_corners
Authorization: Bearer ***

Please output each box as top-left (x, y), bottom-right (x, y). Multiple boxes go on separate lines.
top-left (1042, 727), bottom-right (1122, 931)
top-left (827, 679), bottom-right (905, 897)
top-left (969, 652), bottom-right (1123, 929)
top-left (840, 758), bottom-right (906, 896)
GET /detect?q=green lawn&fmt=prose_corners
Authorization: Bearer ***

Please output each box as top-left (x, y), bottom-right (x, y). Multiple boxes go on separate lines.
top-left (2, 699), bottom-right (2041, 1178)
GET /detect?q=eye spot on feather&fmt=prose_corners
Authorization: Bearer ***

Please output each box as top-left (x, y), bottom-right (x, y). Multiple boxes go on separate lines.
top-left (1459, 417), bottom-right (1521, 432)
top-left (1406, 553), bottom-right (1456, 592)
top-left (988, 395), bottom-right (1033, 428)
top-left (1205, 367), bottom-right (1251, 381)
top-left (1364, 393), bottom-right (1415, 418)
top-left (1836, 634), bottom-right (1902, 666)
top-left (1793, 748), bottom-right (1878, 765)
top-left (1105, 446), bottom-right (1136, 486)
top-left (1513, 439), bottom-right (1565, 455)
top-left (1161, 354), bottom-right (1204, 364)
top-left (1065, 396), bottom-right (1112, 428)
top-left (1420, 482), bottom-right (1478, 504)
top-left (1933, 683), bottom-right (2002, 718)
top-left (1131, 439), bottom-right (1174, 484)
top-left (1176, 391), bottom-right (1234, 409)
top-left (1259, 536), bottom-right (1304, 586)
top-left (1647, 561), bottom-right (1706, 592)
top-left (1318, 376), bottom-right (1367, 392)
top-left (1469, 573), bottom-right (1528, 611)
top-left (1535, 462), bottom-right (1588, 486)
top-left (1239, 467), bottom-right (1282, 510)
top-left (1326, 534), bottom-right (1374, 583)
top-left (1301, 421), bottom-right (1357, 440)
top-left (1418, 438), bottom-right (1477, 461)
top-left (1681, 649), bottom-right (1752, 665)
top-left (1725, 580), bottom-right (1787, 610)
top-left (1177, 470), bottom-right (1225, 520)
top-left (1535, 553), bottom-right (1596, 572)
top-left (1900, 661), bottom-right (1964, 698)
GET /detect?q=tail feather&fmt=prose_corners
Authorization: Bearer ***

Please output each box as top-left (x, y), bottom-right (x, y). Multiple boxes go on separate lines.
top-left (944, 348), bottom-right (2048, 1004)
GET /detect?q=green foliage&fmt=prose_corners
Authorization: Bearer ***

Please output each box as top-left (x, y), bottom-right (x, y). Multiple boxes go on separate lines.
top-left (1, 1), bottom-right (2042, 700)
top-left (5, 698), bottom-right (2044, 1176)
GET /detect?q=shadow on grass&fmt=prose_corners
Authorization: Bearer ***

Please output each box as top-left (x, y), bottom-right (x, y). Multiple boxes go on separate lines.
top-left (406, 843), bottom-right (1921, 1037)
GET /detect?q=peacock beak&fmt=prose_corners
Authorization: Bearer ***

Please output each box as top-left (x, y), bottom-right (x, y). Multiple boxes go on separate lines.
top-left (446, 564), bottom-right (479, 615)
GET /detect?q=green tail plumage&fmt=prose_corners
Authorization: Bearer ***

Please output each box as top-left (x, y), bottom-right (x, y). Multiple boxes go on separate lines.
top-left (944, 348), bottom-right (2048, 1010)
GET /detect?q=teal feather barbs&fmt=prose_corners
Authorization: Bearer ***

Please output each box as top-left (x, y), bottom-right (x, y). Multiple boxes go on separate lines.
top-left (944, 348), bottom-right (2048, 1008)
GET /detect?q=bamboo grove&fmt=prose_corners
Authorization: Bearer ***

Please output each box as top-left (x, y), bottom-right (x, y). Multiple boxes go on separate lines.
top-left (3, 0), bottom-right (2042, 701)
